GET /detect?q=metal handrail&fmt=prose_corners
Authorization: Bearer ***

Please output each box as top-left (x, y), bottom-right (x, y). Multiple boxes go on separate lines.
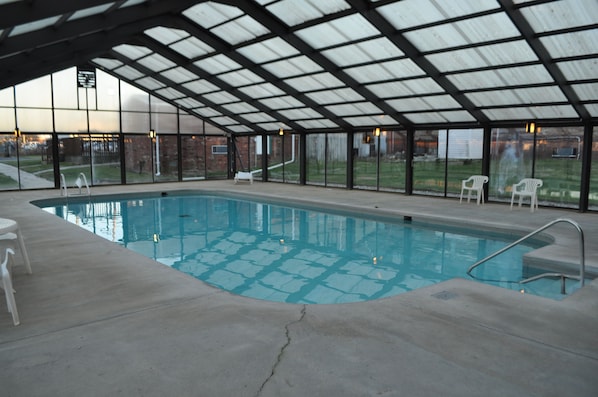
top-left (466, 218), bottom-right (585, 289)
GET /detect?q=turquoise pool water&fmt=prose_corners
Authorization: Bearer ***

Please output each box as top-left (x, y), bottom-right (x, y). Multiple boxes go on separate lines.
top-left (39, 192), bottom-right (577, 303)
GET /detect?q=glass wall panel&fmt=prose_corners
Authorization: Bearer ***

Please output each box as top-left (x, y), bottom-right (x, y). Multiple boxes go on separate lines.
top-left (151, 112), bottom-right (178, 134)
top-left (234, 135), bottom-right (252, 173)
top-left (17, 109), bottom-right (53, 132)
top-left (52, 68), bottom-right (78, 109)
top-left (0, 133), bottom-right (20, 190)
top-left (590, 128), bottom-right (598, 210)
top-left (353, 131), bottom-right (377, 190)
top-left (306, 133), bottom-right (326, 186)
top-left (379, 130), bottom-right (407, 192)
top-left (326, 133), bottom-right (347, 187)
top-left (96, 70), bottom-right (120, 111)
top-left (284, 133), bottom-right (300, 183)
top-left (0, 87), bottom-right (14, 106)
top-left (15, 75), bottom-right (52, 108)
top-left (413, 130), bottom-right (442, 195)
top-left (154, 134), bottom-right (178, 182)
top-left (443, 129), bottom-right (484, 198)
top-left (122, 111), bottom-right (150, 133)
top-left (57, 134), bottom-right (92, 188)
top-left (0, 108), bottom-right (15, 131)
top-left (54, 109), bottom-right (88, 133)
top-left (89, 111), bottom-right (120, 132)
top-left (205, 136), bottom-right (228, 178)
top-left (124, 135), bottom-right (153, 184)
top-left (180, 113), bottom-right (204, 134)
top-left (532, 126), bottom-right (583, 209)
top-left (121, 82), bottom-right (149, 112)
top-left (489, 128), bottom-right (532, 202)
top-left (181, 135), bottom-right (206, 180)
top-left (268, 135), bottom-right (283, 182)
top-left (90, 134), bottom-right (121, 185)
top-left (150, 95), bottom-right (177, 113)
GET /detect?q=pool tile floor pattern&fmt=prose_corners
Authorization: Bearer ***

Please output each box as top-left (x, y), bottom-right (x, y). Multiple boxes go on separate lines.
top-left (1, 181), bottom-right (597, 397)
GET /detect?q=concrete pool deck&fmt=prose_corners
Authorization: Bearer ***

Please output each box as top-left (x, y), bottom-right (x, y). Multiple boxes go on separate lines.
top-left (1, 181), bottom-right (597, 396)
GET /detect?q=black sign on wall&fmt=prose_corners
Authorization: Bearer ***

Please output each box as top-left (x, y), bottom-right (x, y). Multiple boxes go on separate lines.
top-left (77, 65), bottom-right (96, 88)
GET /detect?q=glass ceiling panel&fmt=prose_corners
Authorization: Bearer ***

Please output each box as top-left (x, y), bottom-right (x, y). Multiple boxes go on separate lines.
top-left (584, 104), bottom-right (598, 117)
top-left (284, 72), bottom-right (344, 92)
top-left (113, 44), bottom-right (152, 60)
top-left (387, 95), bottom-right (460, 112)
top-left (9, 16), bottom-right (60, 37)
top-left (557, 59), bottom-right (598, 81)
top-left (211, 15), bottom-right (270, 45)
top-left (262, 55), bottom-right (323, 78)
top-left (278, 108), bottom-right (323, 120)
top-left (482, 106), bottom-right (577, 121)
top-left (202, 91), bottom-right (240, 104)
top-left (258, 96), bottom-right (305, 109)
top-left (113, 65), bottom-right (145, 80)
top-left (222, 102), bottom-right (259, 114)
top-left (465, 87), bottom-right (567, 107)
top-left (295, 14), bottom-right (380, 49)
top-left (405, 13), bottom-right (520, 53)
top-left (161, 67), bottom-right (199, 84)
top-left (137, 53), bottom-right (176, 72)
top-left (266, 0), bottom-right (350, 26)
top-left (174, 98), bottom-right (204, 109)
top-left (194, 54), bottom-right (241, 74)
top-left (92, 58), bottom-right (123, 70)
top-left (119, 0), bottom-right (146, 8)
top-left (344, 59), bottom-right (425, 83)
top-left (322, 37), bottom-right (404, 67)
top-left (211, 116), bottom-right (238, 126)
top-left (439, 111), bottom-right (476, 123)
top-left (446, 65), bottom-right (554, 90)
top-left (297, 119), bottom-right (338, 129)
top-left (344, 115), bottom-right (397, 126)
top-left (241, 112), bottom-right (276, 123)
top-left (376, 0), bottom-right (499, 30)
top-left (155, 87), bottom-right (185, 100)
top-left (540, 30), bottom-right (598, 58)
top-left (136, 77), bottom-right (166, 90)
top-left (521, 0), bottom-right (598, 33)
top-left (238, 83), bottom-right (285, 98)
top-left (366, 78), bottom-right (444, 98)
top-left (170, 37), bottom-right (214, 59)
top-left (218, 70), bottom-right (264, 87)
top-left (145, 27), bottom-right (189, 45)
top-left (325, 102), bottom-right (382, 116)
top-left (182, 80), bottom-right (220, 94)
top-left (228, 125), bottom-right (253, 133)
top-left (305, 88), bottom-right (364, 104)
top-left (183, 3), bottom-right (243, 29)
top-left (571, 83), bottom-right (598, 101)
top-left (236, 37), bottom-right (300, 64)
top-left (425, 41), bottom-right (538, 72)
top-left (193, 107), bottom-right (222, 117)
top-left (68, 3), bottom-right (114, 21)
top-left (258, 122), bottom-right (289, 131)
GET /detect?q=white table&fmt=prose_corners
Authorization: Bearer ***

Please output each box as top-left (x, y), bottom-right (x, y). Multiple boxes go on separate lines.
top-left (0, 218), bottom-right (32, 274)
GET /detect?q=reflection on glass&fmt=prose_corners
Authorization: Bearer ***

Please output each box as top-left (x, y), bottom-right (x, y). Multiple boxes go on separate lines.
top-left (268, 135), bottom-right (283, 182)
top-left (591, 129), bottom-right (598, 210)
top-left (154, 135), bottom-right (178, 182)
top-left (443, 129), bottom-right (483, 198)
top-left (205, 136), bottom-right (228, 178)
top-left (90, 134), bottom-right (121, 185)
top-left (326, 133), bottom-right (347, 188)
top-left (181, 135), bottom-right (206, 180)
top-left (121, 81), bottom-right (149, 112)
top-left (490, 128), bottom-right (532, 202)
top-left (57, 134), bottom-right (92, 189)
top-left (379, 130), bottom-right (407, 192)
top-left (124, 135), bottom-right (152, 184)
top-left (306, 133), bottom-right (326, 186)
top-left (413, 130), bottom-right (442, 195)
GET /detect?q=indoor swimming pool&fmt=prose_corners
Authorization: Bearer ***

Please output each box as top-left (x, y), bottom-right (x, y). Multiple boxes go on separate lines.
top-left (37, 191), bottom-right (581, 303)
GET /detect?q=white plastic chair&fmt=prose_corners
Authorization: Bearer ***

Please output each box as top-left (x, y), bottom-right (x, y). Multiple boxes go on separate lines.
top-left (234, 171), bottom-right (253, 184)
top-left (510, 178), bottom-right (543, 212)
top-left (460, 175), bottom-right (488, 205)
top-left (1, 248), bottom-right (19, 326)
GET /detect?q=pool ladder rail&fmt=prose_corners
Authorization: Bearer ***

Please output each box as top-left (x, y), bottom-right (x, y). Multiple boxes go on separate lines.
top-left (60, 173), bottom-right (91, 197)
top-left (466, 218), bottom-right (585, 295)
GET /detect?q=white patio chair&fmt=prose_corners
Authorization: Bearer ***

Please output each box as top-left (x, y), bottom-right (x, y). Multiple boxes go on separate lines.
top-left (510, 178), bottom-right (543, 212)
top-left (1, 248), bottom-right (19, 326)
top-left (234, 171), bottom-right (253, 184)
top-left (460, 175), bottom-right (488, 205)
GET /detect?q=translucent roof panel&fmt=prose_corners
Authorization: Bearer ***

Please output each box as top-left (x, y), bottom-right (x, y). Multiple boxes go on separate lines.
top-left (202, 91), bottom-right (240, 105)
top-left (297, 119), bottom-right (339, 129)
top-left (344, 59), bottom-right (425, 83)
top-left (258, 96), bottom-right (306, 110)
top-left (113, 44), bottom-right (152, 60)
top-left (211, 15), bottom-right (270, 45)
top-left (136, 77), bottom-right (166, 91)
top-left (92, 58), bottom-right (123, 71)
top-left (194, 55), bottom-right (242, 75)
top-left (405, 13), bottom-right (520, 52)
top-left (284, 72), bottom-right (344, 92)
top-left (295, 14), bottom-right (380, 49)
top-left (325, 102), bottom-right (382, 116)
top-left (155, 87), bottom-right (185, 100)
top-left (137, 53), bottom-right (176, 72)
top-left (113, 65), bottom-right (145, 80)
top-left (557, 59), bottom-right (598, 81)
top-left (174, 98), bottom-right (204, 109)
top-left (278, 108), bottom-right (323, 120)
top-left (377, 0), bottom-right (499, 30)
top-left (446, 65), bottom-right (554, 90)
top-left (405, 111), bottom-right (475, 124)
top-left (305, 88), bottom-right (364, 105)
top-left (344, 115), bottom-right (397, 126)
top-left (266, 0), bottom-right (350, 27)
top-left (68, 3), bottom-right (114, 22)
top-left (321, 37), bottom-right (404, 67)
top-left (222, 102), bottom-right (260, 114)
top-left (262, 56), bottom-right (323, 78)
top-left (236, 38), bottom-right (300, 64)
top-left (540, 30), bottom-right (598, 58)
top-left (241, 112), bottom-right (276, 123)
top-left (571, 83), bottom-right (598, 101)
top-left (161, 67), bottom-right (199, 84)
top-left (9, 15), bottom-right (60, 37)
top-left (366, 78), bottom-right (444, 98)
top-left (145, 27), bottom-right (189, 45)
top-left (465, 87), bottom-right (568, 107)
top-left (170, 37), bottom-right (215, 59)
top-left (183, 3), bottom-right (243, 29)
top-left (425, 41), bottom-right (539, 72)
top-left (218, 70), bottom-right (264, 87)
top-left (237, 83), bottom-right (286, 99)
top-left (387, 95), bottom-right (461, 112)
top-left (482, 106), bottom-right (579, 121)
top-left (521, 0), bottom-right (598, 33)
top-left (182, 80), bottom-right (220, 94)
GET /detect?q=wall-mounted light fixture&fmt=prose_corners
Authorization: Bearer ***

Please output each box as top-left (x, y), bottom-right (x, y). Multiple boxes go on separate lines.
top-left (279, 128), bottom-right (284, 136)
top-left (14, 128), bottom-right (21, 138)
top-left (149, 129), bottom-right (156, 139)
top-left (525, 122), bottom-right (537, 134)
top-left (374, 127), bottom-right (380, 137)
